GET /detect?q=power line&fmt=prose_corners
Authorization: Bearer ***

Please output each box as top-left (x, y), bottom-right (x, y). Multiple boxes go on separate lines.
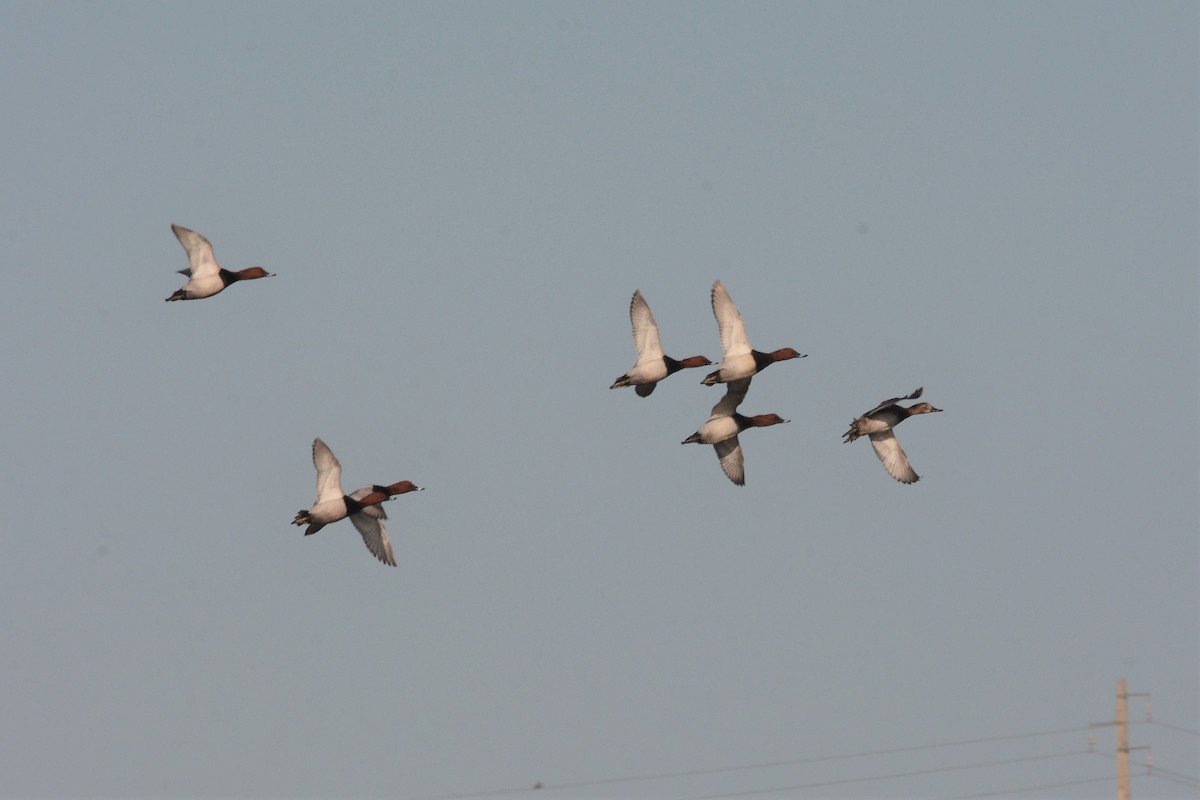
top-left (406, 725), bottom-right (1091, 800)
top-left (936, 753), bottom-right (1132, 800)
top-left (950, 766), bottom-right (1200, 800)
top-left (409, 785), bottom-right (534, 800)
top-left (687, 749), bottom-right (1091, 800)
top-left (1143, 764), bottom-right (1200, 789)
top-left (1146, 718), bottom-right (1200, 737)
top-left (546, 726), bottom-right (1091, 793)
top-left (942, 773), bottom-right (1118, 799)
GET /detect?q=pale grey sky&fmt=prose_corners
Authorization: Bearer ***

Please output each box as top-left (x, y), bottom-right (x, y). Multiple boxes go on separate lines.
top-left (0, 2), bottom-right (1196, 798)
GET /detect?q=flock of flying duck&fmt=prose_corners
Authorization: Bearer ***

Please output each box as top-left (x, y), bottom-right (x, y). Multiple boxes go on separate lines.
top-left (165, 224), bottom-right (941, 565)
top-left (610, 281), bottom-right (942, 487)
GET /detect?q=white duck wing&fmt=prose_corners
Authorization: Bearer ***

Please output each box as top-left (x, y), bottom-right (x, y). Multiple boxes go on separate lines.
top-left (711, 280), bottom-right (752, 358)
top-left (629, 290), bottom-right (665, 362)
top-left (868, 430), bottom-right (919, 484)
top-left (349, 506), bottom-right (398, 567)
top-left (710, 378), bottom-right (752, 418)
top-left (714, 436), bottom-right (745, 486)
top-left (311, 438), bottom-right (345, 503)
top-left (862, 387), bottom-right (923, 418)
top-left (171, 224), bottom-right (220, 279)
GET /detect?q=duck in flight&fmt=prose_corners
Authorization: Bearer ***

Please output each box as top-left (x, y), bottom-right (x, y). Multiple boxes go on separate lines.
top-left (292, 438), bottom-right (423, 566)
top-left (610, 289), bottom-right (712, 396)
top-left (165, 224), bottom-right (274, 301)
top-left (843, 387), bottom-right (942, 484)
top-left (701, 280), bottom-right (805, 386)
top-left (682, 378), bottom-right (789, 486)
